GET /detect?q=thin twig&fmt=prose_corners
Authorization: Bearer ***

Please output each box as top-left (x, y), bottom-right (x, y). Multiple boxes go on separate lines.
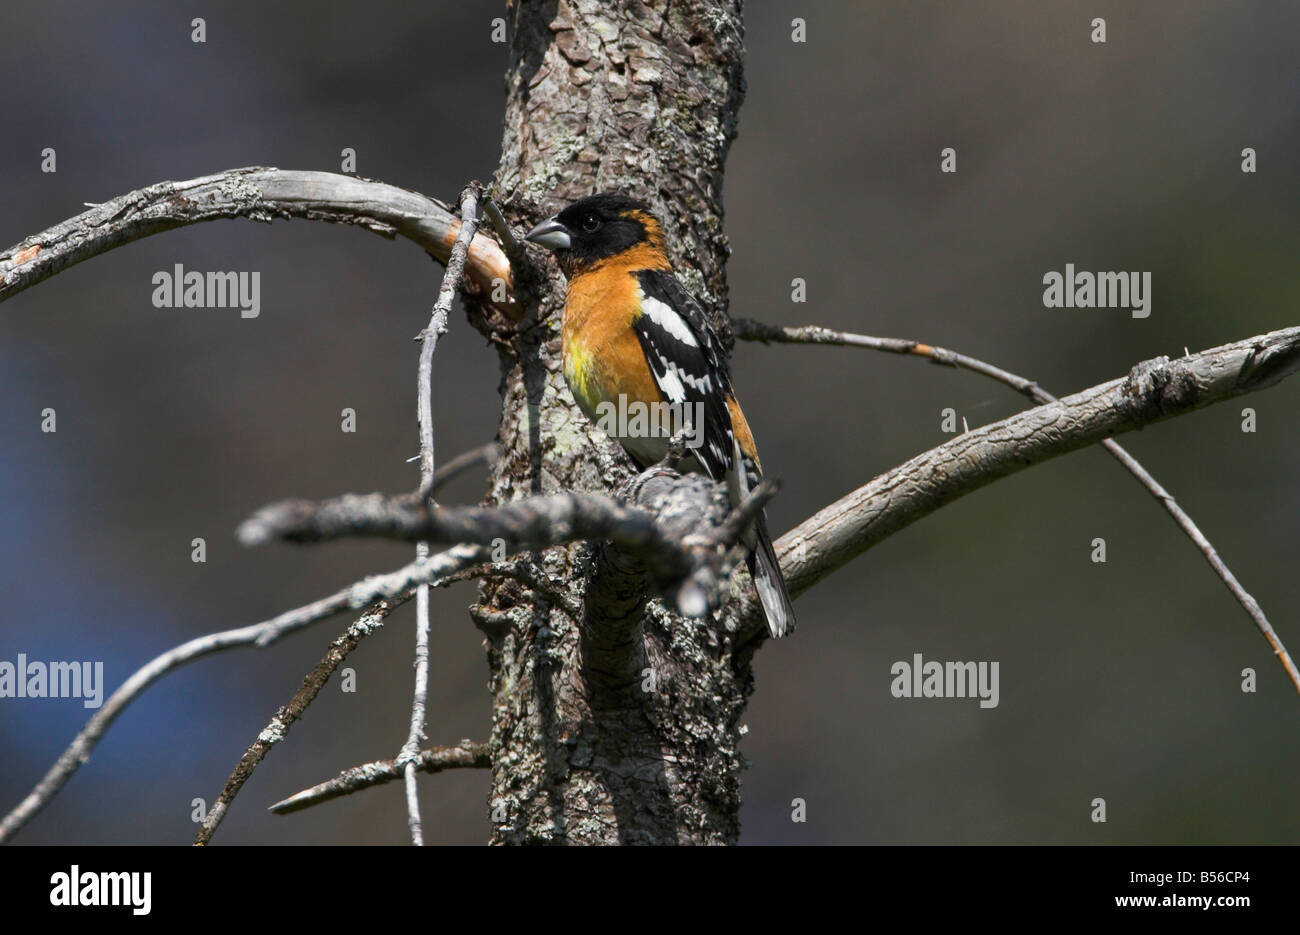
top-left (0, 542), bottom-right (487, 843)
top-left (392, 556), bottom-right (580, 617)
top-left (403, 184), bottom-right (481, 845)
top-left (192, 600), bottom-right (401, 845)
top-left (736, 319), bottom-right (1300, 696)
top-left (430, 442), bottom-right (499, 495)
top-left (417, 184), bottom-right (480, 502)
top-left (267, 742), bottom-right (491, 815)
top-left (482, 196), bottom-right (533, 283)
top-left (710, 477), bottom-right (781, 548)
top-left (402, 568), bottom-right (432, 847)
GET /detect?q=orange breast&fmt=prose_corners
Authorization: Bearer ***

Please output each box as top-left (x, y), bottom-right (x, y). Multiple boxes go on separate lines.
top-left (562, 268), bottom-right (665, 414)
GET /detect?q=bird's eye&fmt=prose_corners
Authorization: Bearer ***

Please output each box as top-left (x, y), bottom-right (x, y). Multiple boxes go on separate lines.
top-left (581, 213), bottom-right (602, 232)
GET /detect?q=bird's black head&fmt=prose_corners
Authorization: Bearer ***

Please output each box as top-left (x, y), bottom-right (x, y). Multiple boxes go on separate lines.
top-left (525, 193), bottom-right (668, 276)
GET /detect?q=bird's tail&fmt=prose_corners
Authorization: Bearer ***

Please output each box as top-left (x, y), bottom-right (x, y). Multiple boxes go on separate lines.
top-left (747, 514), bottom-right (796, 638)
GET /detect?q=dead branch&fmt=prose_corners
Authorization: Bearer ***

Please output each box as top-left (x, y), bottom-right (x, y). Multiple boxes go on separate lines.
top-left (0, 167), bottom-right (519, 318)
top-left (737, 319), bottom-right (1300, 695)
top-left (193, 603), bottom-right (398, 845)
top-left (268, 741), bottom-right (490, 816)
top-left (0, 542), bottom-right (487, 843)
top-left (757, 326), bottom-right (1300, 636)
top-left (238, 470), bottom-right (774, 620)
top-left (402, 183), bottom-right (481, 845)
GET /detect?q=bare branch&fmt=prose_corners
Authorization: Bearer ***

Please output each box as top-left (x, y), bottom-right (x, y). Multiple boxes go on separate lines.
top-left (403, 574), bottom-right (432, 847)
top-left (0, 167), bottom-right (519, 317)
top-left (1079, 429), bottom-right (1300, 695)
top-left (482, 195), bottom-right (536, 293)
top-left (386, 555), bottom-right (582, 618)
top-left (745, 326), bottom-right (1300, 672)
top-left (0, 591), bottom-right (367, 844)
top-left (237, 468), bottom-right (774, 620)
top-left (709, 476), bottom-right (781, 550)
top-left (0, 541), bottom-right (486, 843)
top-left (417, 185), bottom-right (480, 503)
top-left (193, 601), bottom-right (399, 846)
top-left (403, 184), bottom-right (481, 845)
top-left (430, 442), bottom-right (498, 495)
top-left (240, 491), bottom-right (677, 553)
top-left (733, 318), bottom-right (1048, 395)
top-left (267, 741), bottom-right (490, 816)
top-left (738, 320), bottom-right (1300, 695)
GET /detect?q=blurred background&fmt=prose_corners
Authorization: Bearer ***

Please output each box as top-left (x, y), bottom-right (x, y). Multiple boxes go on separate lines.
top-left (1, 1), bottom-right (1296, 845)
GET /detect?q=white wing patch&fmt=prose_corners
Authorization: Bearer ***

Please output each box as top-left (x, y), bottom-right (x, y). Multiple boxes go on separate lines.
top-left (655, 357), bottom-right (688, 402)
top-left (680, 371), bottom-right (711, 394)
top-left (642, 295), bottom-right (699, 347)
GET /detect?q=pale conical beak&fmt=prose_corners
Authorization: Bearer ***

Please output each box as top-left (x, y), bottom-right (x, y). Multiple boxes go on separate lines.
top-left (524, 217), bottom-right (572, 250)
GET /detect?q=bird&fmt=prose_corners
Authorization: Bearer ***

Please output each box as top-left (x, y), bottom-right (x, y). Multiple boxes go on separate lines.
top-left (525, 192), bottom-right (796, 638)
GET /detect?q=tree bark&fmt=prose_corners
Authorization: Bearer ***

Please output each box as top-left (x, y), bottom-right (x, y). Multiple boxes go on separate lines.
top-left (472, 0), bottom-right (748, 844)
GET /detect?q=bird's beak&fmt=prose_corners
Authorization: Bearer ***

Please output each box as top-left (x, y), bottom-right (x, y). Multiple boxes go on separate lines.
top-left (524, 216), bottom-right (572, 250)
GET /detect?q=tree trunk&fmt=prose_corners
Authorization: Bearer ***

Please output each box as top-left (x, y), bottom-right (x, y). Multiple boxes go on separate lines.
top-left (470, 0), bottom-right (749, 844)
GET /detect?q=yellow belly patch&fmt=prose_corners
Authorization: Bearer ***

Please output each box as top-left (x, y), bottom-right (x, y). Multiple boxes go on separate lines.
top-left (563, 339), bottom-right (602, 421)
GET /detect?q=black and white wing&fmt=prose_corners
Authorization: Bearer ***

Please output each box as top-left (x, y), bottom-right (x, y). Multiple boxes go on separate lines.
top-left (630, 269), bottom-right (736, 481)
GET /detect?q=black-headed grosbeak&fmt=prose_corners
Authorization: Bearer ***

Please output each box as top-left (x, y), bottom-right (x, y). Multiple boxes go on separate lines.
top-left (525, 193), bottom-right (796, 638)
